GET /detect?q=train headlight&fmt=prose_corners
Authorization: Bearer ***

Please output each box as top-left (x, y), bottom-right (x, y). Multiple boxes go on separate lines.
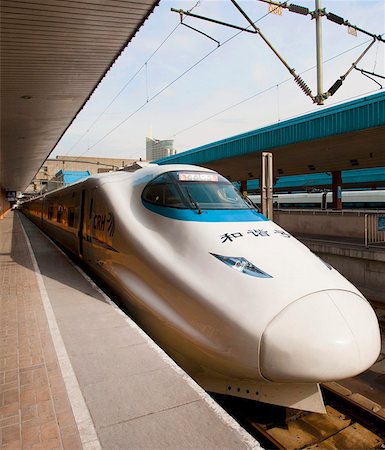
top-left (210, 253), bottom-right (272, 278)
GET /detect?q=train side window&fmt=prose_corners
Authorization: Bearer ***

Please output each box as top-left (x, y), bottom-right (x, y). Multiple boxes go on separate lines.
top-left (47, 205), bottom-right (54, 220)
top-left (143, 185), bottom-right (163, 204)
top-left (57, 206), bottom-right (65, 224)
top-left (68, 207), bottom-right (75, 228)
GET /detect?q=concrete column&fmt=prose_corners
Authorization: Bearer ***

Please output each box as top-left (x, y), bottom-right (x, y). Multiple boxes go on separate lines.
top-left (261, 152), bottom-right (274, 220)
top-left (332, 170), bottom-right (342, 209)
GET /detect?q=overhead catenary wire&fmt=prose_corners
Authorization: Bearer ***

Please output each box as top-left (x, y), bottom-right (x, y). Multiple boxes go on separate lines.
top-left (86, 32), bottom-right (382, 152)
top-left (170, 37), bottom-right (382, 138)
top-left (84, 45), bottom-right (226, 151)
top-left (66, 21), bottom-right (182, 155)
top-left (257, 0), bottom-right (385, 43)
top-left (175, 0), bottom-right (384, 103)
top-left (76, 0), bottom-right (290, 154)
top-left (355, 68), bottom-right (384, 89)
top-left (65, 0), bottom-right (203, 156)
top-left (72, 1), bottom-right (383, 157)
top-left (172, 0), bottom-right (316, 101)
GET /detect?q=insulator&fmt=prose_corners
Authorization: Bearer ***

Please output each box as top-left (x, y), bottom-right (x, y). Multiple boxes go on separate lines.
top-left (294, 75), bottom-right (312, 97)
top-left (328, 79), bottom-right (343, 96)
top-left (288, 4), bottom-right (309, 15)
top-left (327, 13), bottom-right (344, 25)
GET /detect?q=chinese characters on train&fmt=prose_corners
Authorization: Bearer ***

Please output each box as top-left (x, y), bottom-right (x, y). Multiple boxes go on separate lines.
top-left (220, 229), bottom-right (291, 243)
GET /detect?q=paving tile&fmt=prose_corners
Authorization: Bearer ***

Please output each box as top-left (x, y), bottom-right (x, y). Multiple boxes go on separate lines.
top-left (20, 388), bottom-right (37, 408)
top-left (2, 388), bottom-right (18, 406)
top-left (4, 370), bottom-right (19, 383)
top-left (19, 371), bottom-right (33, 387)
top-left (41, 421), bottom-right (60, 441)
top-left (21, 404), bottom-right (39, 423)
top-left (52, 392), bottom-right (72, 415)
top-left (1, 424), bottom-right (20, 445)
top-left (58, 418), bottom-right (78, 436)
top-left (62, 433), bottom-right (83, 450)
top-left (37, 400), bottom-right (56, 422)
top-left (1, 439), bottom-right (21, 450)
top-left (0, 415), bottom-right (19, 428)
top-left (0, 214), bottom-right (82, 450)
top-left (0, 401), bottom-right (19, 418)
top-left (0, 381), bottom-right (18, 394)
top-left (22, 423), bottom-right (41, 447)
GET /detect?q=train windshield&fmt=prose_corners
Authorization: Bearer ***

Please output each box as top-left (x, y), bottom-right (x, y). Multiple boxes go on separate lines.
top-left (142, 171), bottom-right (253, 210)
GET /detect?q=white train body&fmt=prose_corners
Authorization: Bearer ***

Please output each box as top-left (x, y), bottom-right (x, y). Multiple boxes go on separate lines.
top-left (22, 164), bottom-right (381, 413)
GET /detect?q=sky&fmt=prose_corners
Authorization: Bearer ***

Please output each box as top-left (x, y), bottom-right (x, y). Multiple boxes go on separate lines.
top-left (51, 0), bottom-right (385, 161)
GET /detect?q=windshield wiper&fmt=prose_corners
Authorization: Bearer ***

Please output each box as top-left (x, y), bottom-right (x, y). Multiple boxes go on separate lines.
top-left (186, 189), bottom-right (202, 214)
top-left (245, 196), bottom-right (259, 210)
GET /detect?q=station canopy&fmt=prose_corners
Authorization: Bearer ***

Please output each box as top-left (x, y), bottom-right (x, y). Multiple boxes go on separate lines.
top-left (2, 1), bottom-right (384, 194)
top-left (0, 0), bottom-right (159, 193)
top-left (157, 91), bottom-right (385, 183)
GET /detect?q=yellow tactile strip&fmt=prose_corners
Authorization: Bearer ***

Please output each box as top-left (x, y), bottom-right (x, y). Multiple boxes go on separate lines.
top-left (0, 213), bottom-right (82, 450)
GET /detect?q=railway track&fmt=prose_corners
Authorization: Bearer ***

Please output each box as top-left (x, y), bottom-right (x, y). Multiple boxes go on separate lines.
top-left (213, 380), bottom-right (385, 449)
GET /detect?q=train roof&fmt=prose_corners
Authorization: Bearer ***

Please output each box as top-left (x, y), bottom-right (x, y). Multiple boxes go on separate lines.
top-left (27, 163), bottom-right (219, 198)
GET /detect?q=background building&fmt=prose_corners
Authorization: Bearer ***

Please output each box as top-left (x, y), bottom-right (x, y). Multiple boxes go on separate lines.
top-left (46, 170), bottom-right (91, 191)
top-left (146, 137), bottom-right (176, 161)
top-left (26, 155), bottom-right (142, 194)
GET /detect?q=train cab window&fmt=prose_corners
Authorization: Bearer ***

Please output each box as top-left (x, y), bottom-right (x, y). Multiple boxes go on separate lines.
top-left (142, 174), bottom-right (186, 207)
top-left (142, 171), bottom-right (252, 210)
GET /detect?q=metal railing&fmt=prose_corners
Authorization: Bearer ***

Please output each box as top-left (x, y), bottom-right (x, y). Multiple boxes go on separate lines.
top-left (365, 213), bottom-right (385, 247)
top-left (274, 208), bottom-right (385, 247)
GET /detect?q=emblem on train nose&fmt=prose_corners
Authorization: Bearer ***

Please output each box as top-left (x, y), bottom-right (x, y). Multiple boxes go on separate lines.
top-left (210, 253), bottom-right (272, 278)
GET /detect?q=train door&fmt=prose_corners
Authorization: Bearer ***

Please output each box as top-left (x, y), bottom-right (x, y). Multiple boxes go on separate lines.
top-left (40, 196), bottom-right (45, 229)
top-left (80, 187), bottom-right (114, 268)
top-left (78, 189), bottom-right (86, 257)
top-left (80, 188), bottom-right (96, 263)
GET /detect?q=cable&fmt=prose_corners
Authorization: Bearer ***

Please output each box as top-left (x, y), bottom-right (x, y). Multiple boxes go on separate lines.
top-left (65, 0), bottom-right (204, 156)
top-left (66, 21), bottom-right (182, 155)
top-left (78, 1), bottom-right (289, 154)
top-left (85, 45), bottom-right (221, 151)
top-left (170, 38), bottom-right (381, 138)
top-left (76, 1), bottom-right (382, 156)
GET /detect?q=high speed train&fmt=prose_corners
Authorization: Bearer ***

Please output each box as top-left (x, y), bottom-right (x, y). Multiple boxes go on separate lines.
top-left (249, 190), bottom-right (385, 210)
top-left (21, 164), bottom-right (381, 413)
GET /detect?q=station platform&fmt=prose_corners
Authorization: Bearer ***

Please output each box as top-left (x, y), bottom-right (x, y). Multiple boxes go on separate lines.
top-left (0, 211), bottom-right (260, 450)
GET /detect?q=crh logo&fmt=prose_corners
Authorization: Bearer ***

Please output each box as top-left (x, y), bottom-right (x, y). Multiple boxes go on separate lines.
top-left (107, 212), bottom-right (115, 237)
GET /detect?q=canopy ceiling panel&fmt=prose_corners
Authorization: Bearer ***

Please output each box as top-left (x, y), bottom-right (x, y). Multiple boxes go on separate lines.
top-left (1, 0), bottom-right (159, 192)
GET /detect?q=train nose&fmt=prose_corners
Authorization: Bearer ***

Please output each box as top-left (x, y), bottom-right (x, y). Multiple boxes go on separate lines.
top-left (260, 290), bottom-right (381, 382)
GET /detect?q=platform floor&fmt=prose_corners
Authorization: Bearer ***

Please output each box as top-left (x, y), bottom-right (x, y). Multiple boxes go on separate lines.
top-left (0, 211), bottom-right (260, 450)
